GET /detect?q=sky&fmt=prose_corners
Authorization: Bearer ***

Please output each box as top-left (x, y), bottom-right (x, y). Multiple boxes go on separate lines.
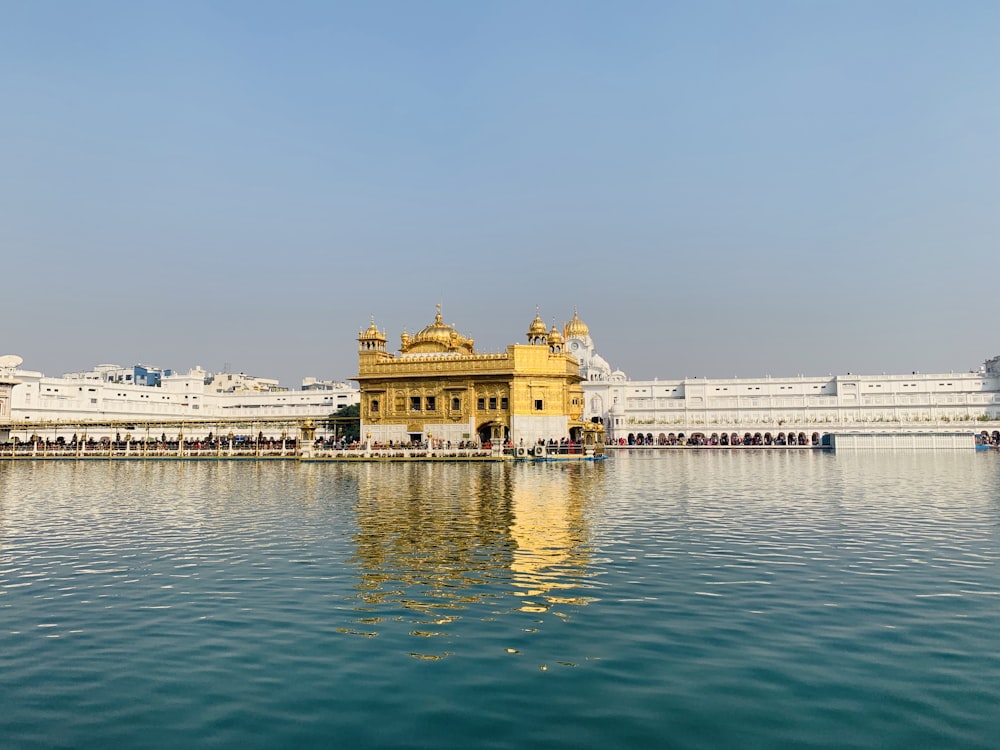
top-left (2, 1), bottom-right (998, 386)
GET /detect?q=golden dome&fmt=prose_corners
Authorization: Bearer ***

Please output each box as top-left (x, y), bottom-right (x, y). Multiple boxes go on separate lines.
top-left (359, 316), bottom-right (385, 341)
top-left (565, 308), bottom-right (589, 338)
top-left (547, 325), bottom-right (563, 346)
top-left (402, 305), bottom-right (475, 355)
top-left (528, 309), bottom-right (548, 338)
top-left (358, 316), bottom-right (387, 353)
top-left (415, 309), bottom-right (453, 344)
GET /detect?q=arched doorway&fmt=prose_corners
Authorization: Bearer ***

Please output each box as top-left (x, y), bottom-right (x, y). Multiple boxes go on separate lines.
top-left (477, 421), bottom-right (508, 446)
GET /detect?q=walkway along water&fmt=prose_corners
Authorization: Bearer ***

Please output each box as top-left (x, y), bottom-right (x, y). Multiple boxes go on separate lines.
top-left (0, 441), bottom-right (605, 462)
top-left (2, 418), bottom-right (993, 459)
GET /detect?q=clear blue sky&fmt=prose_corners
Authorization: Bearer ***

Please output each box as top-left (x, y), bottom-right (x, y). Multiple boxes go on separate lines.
top-left (2, 1), bottom-right (998, 385)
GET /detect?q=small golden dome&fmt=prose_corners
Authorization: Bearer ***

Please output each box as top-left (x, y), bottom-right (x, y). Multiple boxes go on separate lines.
top-left (547, 325), bottom-right (563, 345)
top-left (359, 316), bottom-right (385, 340)
top-left (565, 308), bottom-right (589, 338)
top-left (528, 309), bottom-right (548, 337)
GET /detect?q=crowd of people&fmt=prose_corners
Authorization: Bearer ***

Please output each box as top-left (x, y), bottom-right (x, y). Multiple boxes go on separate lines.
top-left (976, 430), bottom-right (1000, 447)
top-left (2, 431), bottom-right (300, 454)
top-left (612, 431), bottom-right (823, 447)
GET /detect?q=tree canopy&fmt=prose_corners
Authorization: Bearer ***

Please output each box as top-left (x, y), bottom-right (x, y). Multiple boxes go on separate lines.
top-left (326, 403), bottom-right (360, 441)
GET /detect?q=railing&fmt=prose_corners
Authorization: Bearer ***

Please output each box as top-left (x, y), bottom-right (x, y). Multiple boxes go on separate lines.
top-left (0, 441), bottom-right (299, 459)
top-left (0, 442), bottom-right (606, 460)
top-left (607, 442), bottom-right (823, 449)
top-left (308, 447), bottom-right (498, 460)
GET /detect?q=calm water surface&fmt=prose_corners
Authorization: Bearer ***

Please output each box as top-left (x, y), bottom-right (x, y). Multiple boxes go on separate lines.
top-left (2, 452), bottom-right (999, 749)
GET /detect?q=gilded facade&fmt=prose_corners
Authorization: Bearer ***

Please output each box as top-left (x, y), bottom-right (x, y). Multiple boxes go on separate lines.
top-left (355, 306), bottom-right (590, 447)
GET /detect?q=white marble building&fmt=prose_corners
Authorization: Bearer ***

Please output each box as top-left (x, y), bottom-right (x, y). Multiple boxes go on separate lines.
top-left (562, 311), bottom-right (1000, 442)
top-left (0, 355), bottom-right (22, 421)
top-left (4, 361), bottom-right (359, 425)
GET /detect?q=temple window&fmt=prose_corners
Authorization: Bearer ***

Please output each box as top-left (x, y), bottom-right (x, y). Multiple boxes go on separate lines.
top-left (534, 399), bottom-right (543, 411)
top-left (501, 397), bottom-right (508, 410)
top-left (477, 398), bottom-right (485, 410)
top-left (410, 396), bottom-right (421, 411)
top-left (425, 396), bottom-right (436, 411)
top-left (452, 397), bottom-right (461, 410)
top-left (371, 399), bottom-right (379, 413)
top-left (489, 397), bottom-right (497, 410)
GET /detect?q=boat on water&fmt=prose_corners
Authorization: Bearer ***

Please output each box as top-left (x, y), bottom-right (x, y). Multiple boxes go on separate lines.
top-left (976, 431), bottom-right (1000, 451)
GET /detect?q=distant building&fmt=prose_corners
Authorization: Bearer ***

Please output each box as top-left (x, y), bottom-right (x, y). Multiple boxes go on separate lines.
top-left (61, 363), bottom-right (174, 387)
top-left (205, 370), bottom-right (283, 393)
top-left (4, 361), bottom-right (358, 427)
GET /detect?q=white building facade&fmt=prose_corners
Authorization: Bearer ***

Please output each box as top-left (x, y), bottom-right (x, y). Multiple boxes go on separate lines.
top-left (5, 362), bottom-right (359, 425)
top-left (0, 355), bottom-right (22, 422)
top-left (562, 311), bottom-right (1000, 443)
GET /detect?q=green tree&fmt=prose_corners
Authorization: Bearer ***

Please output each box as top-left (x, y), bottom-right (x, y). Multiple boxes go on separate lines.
top-left (326, 403), bottom-right (360, 442)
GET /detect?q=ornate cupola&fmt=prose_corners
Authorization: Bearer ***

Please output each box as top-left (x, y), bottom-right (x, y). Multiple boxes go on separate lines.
top-left (547, 324), bottom-right (564, 353)
top-left (358, 316), bottom-right (387, 353)
top-left (526, 308), bottom-right (548, 345)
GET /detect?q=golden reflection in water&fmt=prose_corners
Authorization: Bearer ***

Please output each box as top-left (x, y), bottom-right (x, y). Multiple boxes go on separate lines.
top-left (347, 462), bottom-right (605, 635)
top-left (508, 466), bottom-right (601, 612)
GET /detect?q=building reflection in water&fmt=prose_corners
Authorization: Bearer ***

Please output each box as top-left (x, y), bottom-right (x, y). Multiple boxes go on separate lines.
top-left (507, 467), bottom-right (600, 612)
top-left (346, 462), bottom-right (604, 643)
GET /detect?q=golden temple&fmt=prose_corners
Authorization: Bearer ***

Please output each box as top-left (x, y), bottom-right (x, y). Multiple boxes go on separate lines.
top-left (355, 305), bottom-right (601, 449)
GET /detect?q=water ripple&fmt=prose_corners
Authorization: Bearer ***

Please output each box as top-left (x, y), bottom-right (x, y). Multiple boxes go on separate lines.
top-left (1, 455), bottom-right (999, 749)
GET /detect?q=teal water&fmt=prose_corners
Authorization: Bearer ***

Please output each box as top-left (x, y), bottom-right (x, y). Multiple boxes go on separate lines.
top-left (2, 452), bottom-right (999, 749)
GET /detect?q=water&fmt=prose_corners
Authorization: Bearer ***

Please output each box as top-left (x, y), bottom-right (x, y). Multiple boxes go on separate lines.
top-left (2, 452), bottom-right (999, 749)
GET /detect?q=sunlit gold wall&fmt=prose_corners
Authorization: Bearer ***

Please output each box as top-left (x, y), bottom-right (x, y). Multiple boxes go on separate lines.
top-left (356, 341), bottom-right (583, 444)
